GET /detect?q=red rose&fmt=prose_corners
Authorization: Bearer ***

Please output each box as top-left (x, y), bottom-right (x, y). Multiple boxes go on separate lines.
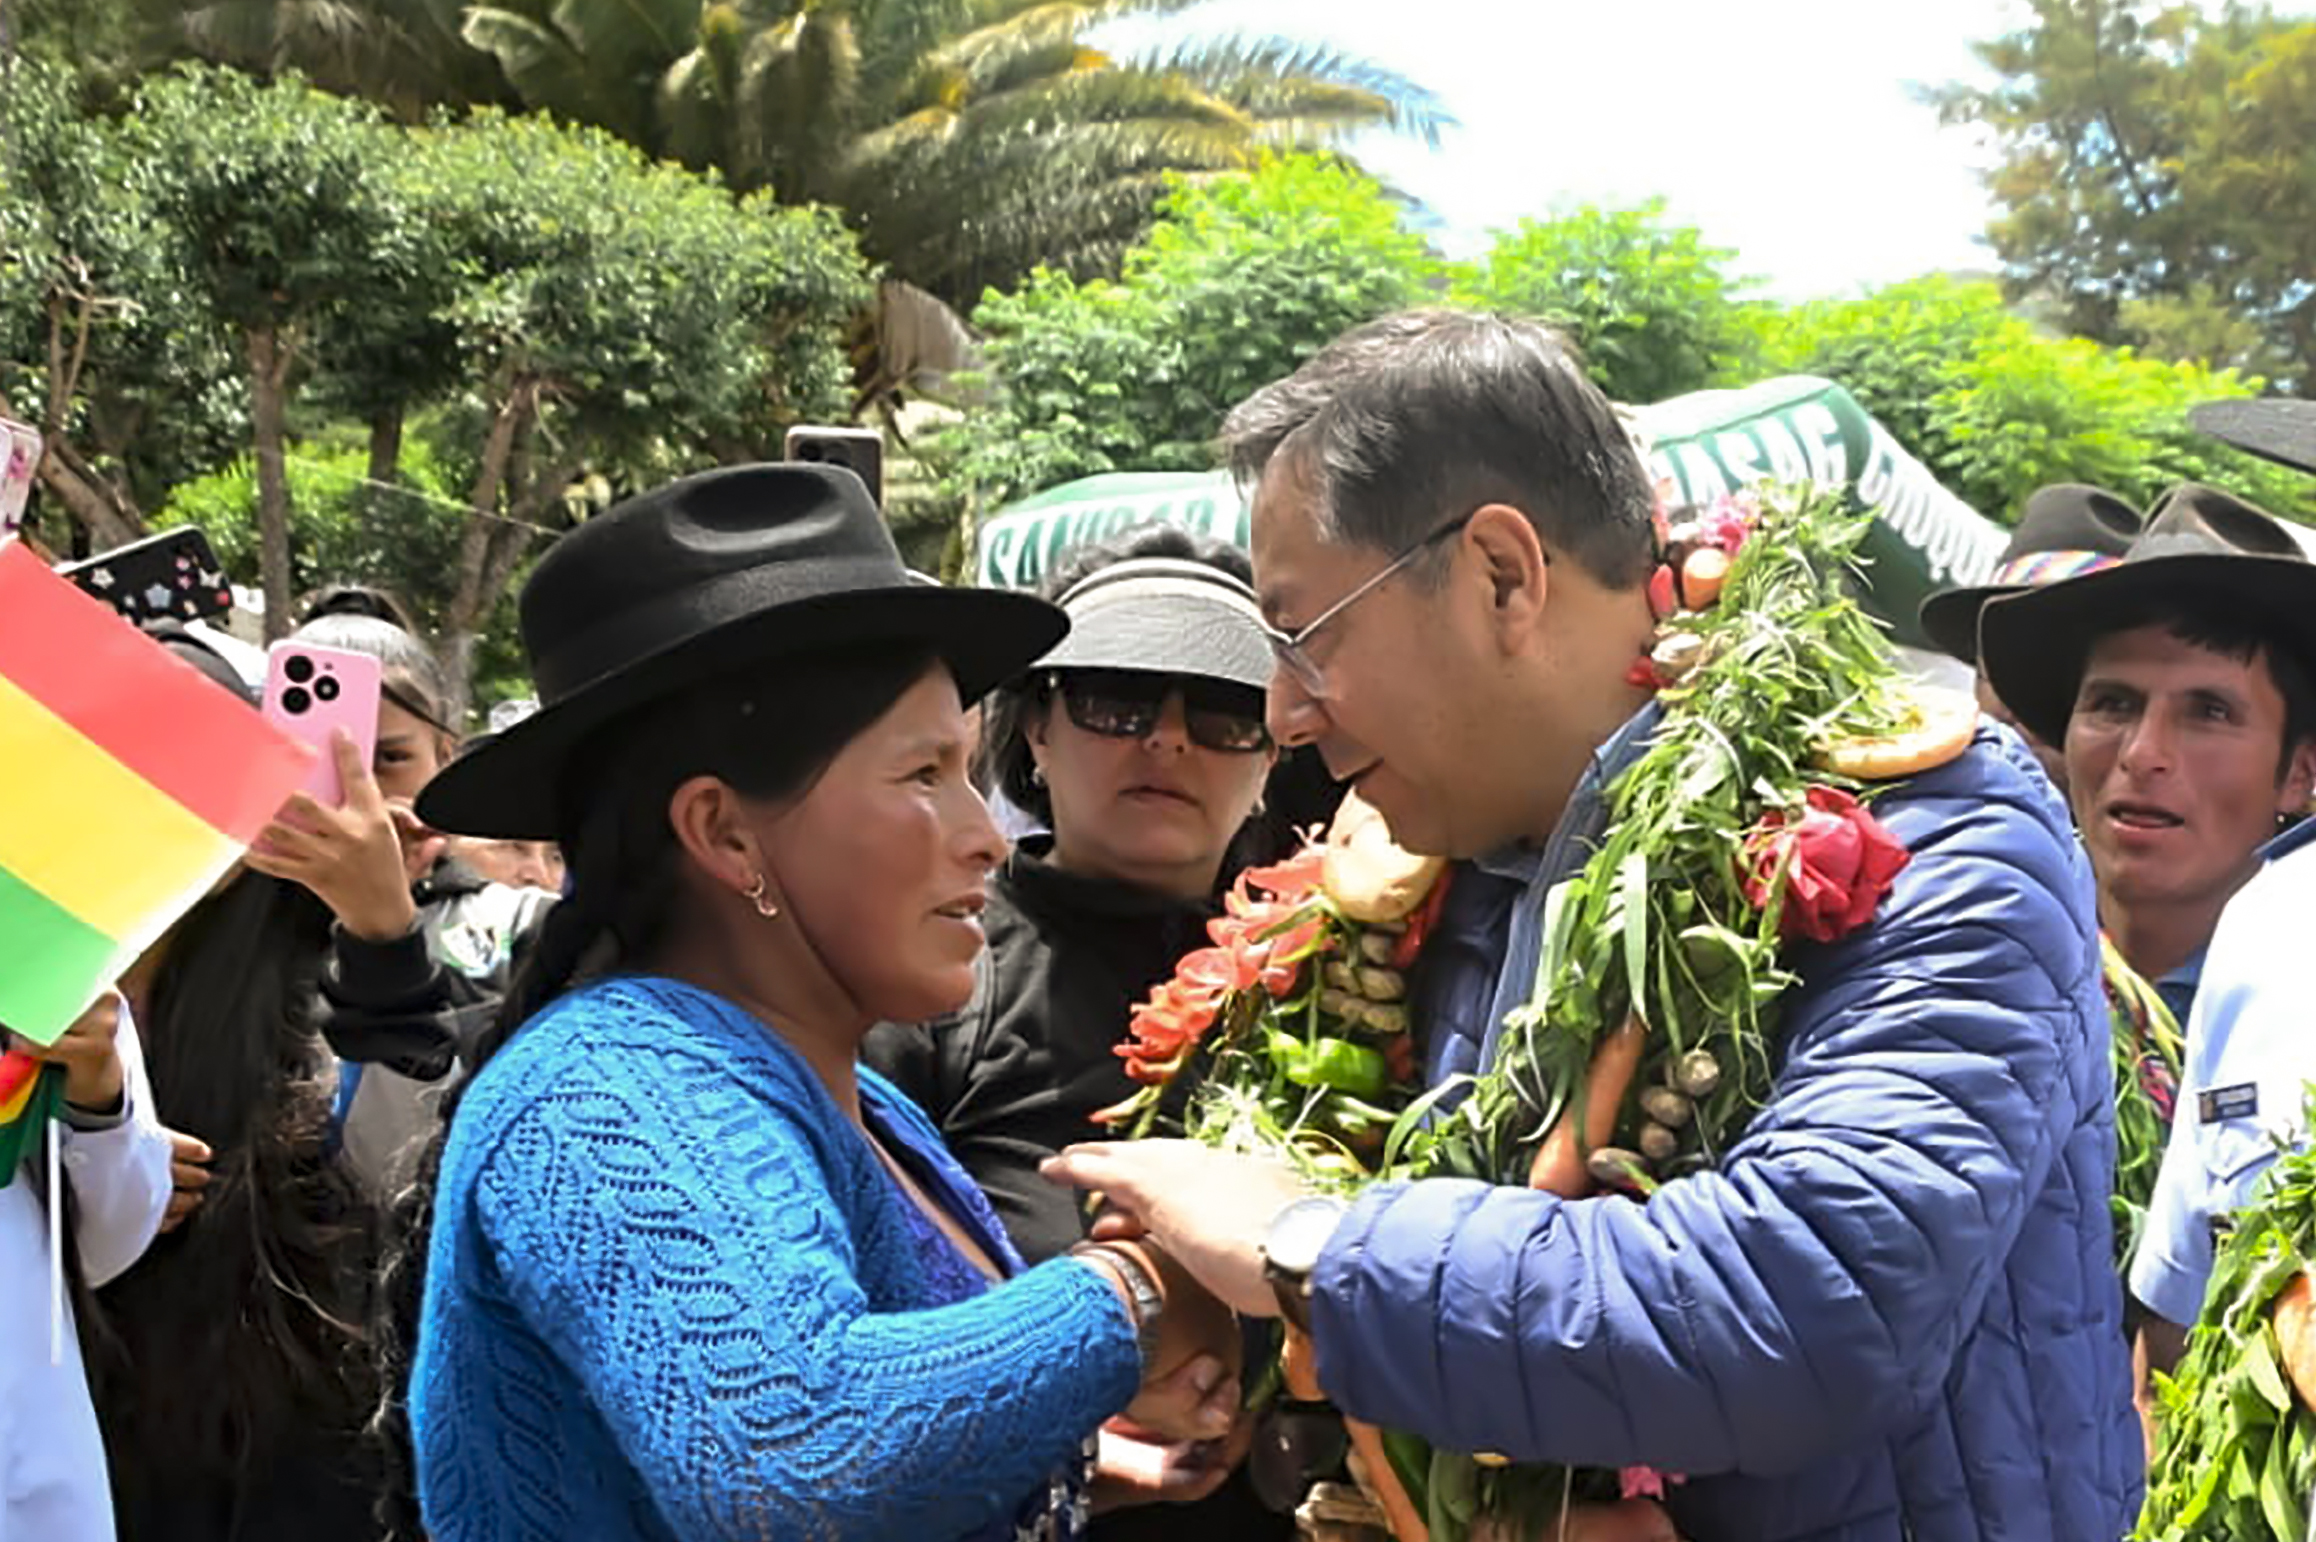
top-left (1739, 786), bottom-right (1910, 944)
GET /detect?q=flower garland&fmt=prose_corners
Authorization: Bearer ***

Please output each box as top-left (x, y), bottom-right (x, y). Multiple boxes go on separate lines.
top-left (1096, 840), bottom-right (1449, 1190)
top-left (1110, 481), bottom-right (1974, 1540)
top-left (2138, 1090), bottom-right (2316, 1541)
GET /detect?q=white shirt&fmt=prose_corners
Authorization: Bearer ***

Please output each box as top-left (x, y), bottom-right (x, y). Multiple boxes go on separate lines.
top-left (0, 1005), bottom-right (172, 1542)
top-left (2129, 821), bottom-right (2316, 1326)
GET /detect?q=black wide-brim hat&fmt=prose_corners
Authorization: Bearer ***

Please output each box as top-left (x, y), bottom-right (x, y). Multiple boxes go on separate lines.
top-left (418, 463), bottom-right (1066, 839)
top-left (2193, 398), bottom-right (2316, 477)
top-left (1979, 482), bottom-right (2316, 748)
top-left (1916, 484), bottom-right (2142, 664)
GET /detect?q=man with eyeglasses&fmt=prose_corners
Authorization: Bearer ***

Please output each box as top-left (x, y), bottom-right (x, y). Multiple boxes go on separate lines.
top-left (1045, 311), bottom-right (2137, 1542)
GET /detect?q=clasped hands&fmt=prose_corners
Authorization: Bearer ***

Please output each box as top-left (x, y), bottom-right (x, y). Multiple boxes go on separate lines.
top-left (1044, 1140), bottom-right (1679, 1540)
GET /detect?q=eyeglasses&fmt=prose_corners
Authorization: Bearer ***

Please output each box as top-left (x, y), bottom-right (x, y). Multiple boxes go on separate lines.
top-left (1262, 511), bottom-right (1479, 697)
top-left (1052, 671), bottom-right (1271, 753)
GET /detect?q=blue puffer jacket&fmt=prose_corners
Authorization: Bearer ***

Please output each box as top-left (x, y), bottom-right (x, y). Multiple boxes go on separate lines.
top-left (1310, 725), bottom-right (2142, 1541)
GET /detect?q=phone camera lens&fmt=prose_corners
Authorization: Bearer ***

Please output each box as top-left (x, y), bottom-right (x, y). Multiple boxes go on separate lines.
top-left (314, 675), bottom-right (340, 703)
top-left (281, 686), bottom-right (311, 715)
top-left (284, 654), bottom-right (315, 684)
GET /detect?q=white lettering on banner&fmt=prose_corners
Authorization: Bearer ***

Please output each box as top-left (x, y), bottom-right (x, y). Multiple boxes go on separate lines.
top-left (1673, 444), bottom-right (1730, 504)
top-left (1758, 418), bottom-right (1816, 487)
top-left (1853, 425), bottom-right (2000, 588)
top-left (977, 491), bottom-right (1248, 590)
top-left (1791, 402), bottom-right (1850, 487)
top-left (1712, 431), bottom-right (1766, 488)
top-left (980, 523), bottom-right (1018, 588)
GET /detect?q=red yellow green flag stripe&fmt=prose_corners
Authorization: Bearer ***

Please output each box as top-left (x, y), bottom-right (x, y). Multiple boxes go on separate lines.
top-left (0, 1053), bottom-right (61, 1181)
top-left (0, 539), bottom-right (311, 1047)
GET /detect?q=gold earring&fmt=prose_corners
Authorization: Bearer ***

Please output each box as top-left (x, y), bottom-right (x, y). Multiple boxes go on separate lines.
top-left (743, 872), bottom-right (780, 919)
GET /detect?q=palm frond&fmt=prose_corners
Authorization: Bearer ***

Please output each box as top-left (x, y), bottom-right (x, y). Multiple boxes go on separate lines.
top-left (953, 64), bottom-right (1253, 137)
top-left (544, 0), bottom-right (696, 77)
top-left (168, 0), bottom-right (382, 77)
top-left (461, 7), bottom-right (626, 130)
top-left (654, 24), bottom-right (745, 174)
top-left (1128, 33), bottom-right (1453, 147)
top-left (734, 6), bottom-right (863, 200)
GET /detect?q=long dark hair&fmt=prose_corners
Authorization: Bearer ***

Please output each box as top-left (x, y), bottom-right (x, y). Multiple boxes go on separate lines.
top-left (92, 869), bottom-right (374, 1533)
top-left (372, 643), bottom-right (941, 1538)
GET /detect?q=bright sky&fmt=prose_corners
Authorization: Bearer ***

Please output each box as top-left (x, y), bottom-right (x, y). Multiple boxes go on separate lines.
top-left (1103, 0), bottom-right (2032, 301)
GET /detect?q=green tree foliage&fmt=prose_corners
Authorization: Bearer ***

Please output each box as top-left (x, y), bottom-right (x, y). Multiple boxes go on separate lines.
top-left (151, 426), bottom-right (466, 618)
top-left (375, 109), bottom-right (871, 705)
top-left (1933, 0), bottom-right (2316, 391)
top-left (1454, 200), bottom-right (1761, 405)
top-left (127, 65), bottom-right (416, 634)
top-left (0, 60), bottom-right (243, 550)
top-left (129, 0), bottom-right (1446, 312)
top-left (9, 0), bottom-right (144, 94)
top-left (0, 67), bottom-right (869, 717)
top-left (936, 155), bottom-right (1439, 509)
top-left (1754, 276), bottom-right (2308, 521)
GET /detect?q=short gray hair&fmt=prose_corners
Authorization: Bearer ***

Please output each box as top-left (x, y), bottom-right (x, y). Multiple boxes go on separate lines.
top-left (1219, 310), bottom-right (1657, 589)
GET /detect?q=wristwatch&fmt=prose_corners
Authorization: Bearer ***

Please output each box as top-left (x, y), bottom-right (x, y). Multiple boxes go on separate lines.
top-left (1261, 1196), bottom-right (1347, 1333)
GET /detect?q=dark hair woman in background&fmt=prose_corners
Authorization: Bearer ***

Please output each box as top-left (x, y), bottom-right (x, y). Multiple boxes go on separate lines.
top-left (90, 622), bottom-right (384, 1542)
top-left (272, 611), bottom-right (554, 1197)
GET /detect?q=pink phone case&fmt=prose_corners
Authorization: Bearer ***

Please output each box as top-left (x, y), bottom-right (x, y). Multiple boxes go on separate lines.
top-left (0, 420), bottom-right (40, 535)
top-left (262, 641), bottom-right (383, 808)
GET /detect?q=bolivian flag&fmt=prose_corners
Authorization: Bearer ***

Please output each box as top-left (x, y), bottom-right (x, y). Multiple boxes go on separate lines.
top-left (0, 537), bottom-right (311, 1052)
top-left (0, 1050), bottom-right (60, 1181)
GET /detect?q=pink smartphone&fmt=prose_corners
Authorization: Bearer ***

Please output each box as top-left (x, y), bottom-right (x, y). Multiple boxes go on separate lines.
top-left (262, 641), bottom-right (383, 808)
top-left (0, 420), bottom-right (40, 535)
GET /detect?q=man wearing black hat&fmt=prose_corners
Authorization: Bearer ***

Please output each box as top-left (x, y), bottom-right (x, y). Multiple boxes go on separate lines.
top-left (1918, 484), bottom-right (2143, 791)
top-left (2076, 402), bottom-right (2316, 1442)
top-left (1979, 483), bottom-right (2316, 1031)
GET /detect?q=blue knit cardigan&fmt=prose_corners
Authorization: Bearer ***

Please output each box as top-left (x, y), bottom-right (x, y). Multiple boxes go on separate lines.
top-left (410, 974), bottom-right (1140, 1541)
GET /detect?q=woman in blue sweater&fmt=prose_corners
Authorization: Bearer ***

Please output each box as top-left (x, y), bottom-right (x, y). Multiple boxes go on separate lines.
top-left (387, 464), bottom-right (1235, 1542)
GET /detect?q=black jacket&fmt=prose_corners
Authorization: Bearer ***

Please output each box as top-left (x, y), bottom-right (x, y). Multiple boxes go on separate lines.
top-left (865, 848), bottom-right (1290, 1542)
top-left (865, 845), bottom-right (1212, 1266)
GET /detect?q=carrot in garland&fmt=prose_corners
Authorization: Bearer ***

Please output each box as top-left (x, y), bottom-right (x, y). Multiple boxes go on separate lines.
top-left (1678, 546), bottom-right (1730, 609)
top-left (1527, 1014), bottom-right (1647, 1198)
top-left (2275, 1271), bottom-right (2316, 1413)
top-left (1346, 1417), bottom-right (1430, 1542)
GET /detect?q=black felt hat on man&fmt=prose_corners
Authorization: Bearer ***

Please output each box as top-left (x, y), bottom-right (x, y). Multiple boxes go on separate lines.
top-left (2192, 398), bottom-right (2316, 478)
top-left (1916, 484), bottom-right (2143, 664)
top-left (1978, 483), bottom-right (2316, 749)
top-left (417, 463), bottom-right (1066, 839)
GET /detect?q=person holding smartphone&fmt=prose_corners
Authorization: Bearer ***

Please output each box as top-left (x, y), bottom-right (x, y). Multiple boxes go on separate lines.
top-left (245, 607), bottom-right (554, 1198)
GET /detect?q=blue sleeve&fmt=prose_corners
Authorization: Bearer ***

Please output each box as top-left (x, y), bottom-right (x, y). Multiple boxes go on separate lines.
top-left (1310, 792), bottom-right (2100, 1477)
top-left (469, 1053), bottom-right (1141, 1540)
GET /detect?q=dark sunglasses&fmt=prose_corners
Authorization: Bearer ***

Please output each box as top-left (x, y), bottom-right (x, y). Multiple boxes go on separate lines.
top-left (1050, 670), bottom-right (1271, 753)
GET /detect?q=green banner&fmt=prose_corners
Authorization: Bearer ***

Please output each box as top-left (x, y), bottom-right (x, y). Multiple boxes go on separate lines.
top-left (1633, 377), bottom-right (2004, 648)
top-left (970, 376), bottom-right (2005, 649)
top-left (973, 471), bottom-right (1245, 592)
